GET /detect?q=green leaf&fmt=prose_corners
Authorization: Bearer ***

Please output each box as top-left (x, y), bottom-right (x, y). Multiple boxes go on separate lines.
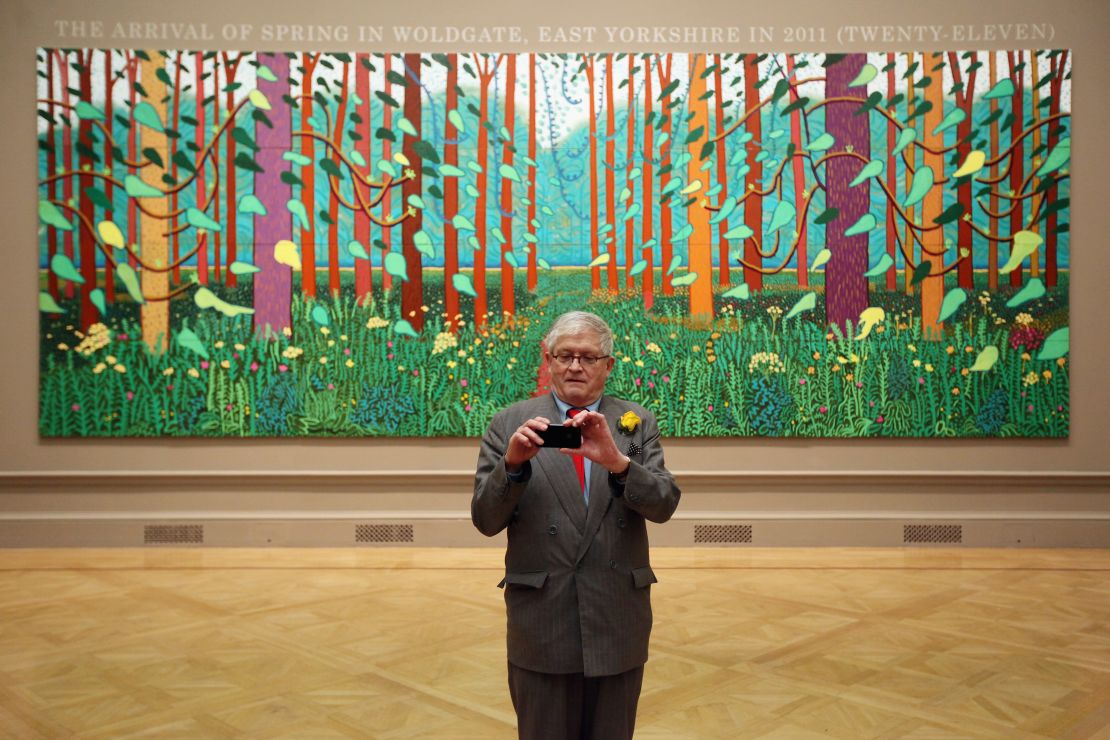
top-left (346, 240), bottom-right (370, 260)
top-left (1000, 231), bottom-right (1044, 275)
top-left (124, 175), bottom-right (163, 199)
top-left (452, 273), bottom-right (477, 298)
top-left (50, 253), bottom-right (85, 284)
top-left (903, 166), bottom-right (934, 208)
top-left (393, 319), bottom-right (419, 338)
top-left (983, 78), bottom-right (1015, 100)
top-left (936, 288), bottom-right (968, 324)
top-left (671, 272), bottom-right (698, 287)
top-left (310, 304), bottom-right (330, 327)
top-left (397, 117), bottom-right (418, 137)
top-left (784, 291), bottom-right (816, 320)
top-left (933, 203), bottom-right (965, 226)
top-left (452, 214), bottom-right (475, 232)
top-left (931, 108), bottom-right (966, 136)
top-left (629, 259), bottom-right (648, 277)
top-left (623, 203), bottom-right (641, 222)
top-left (891, 127), bottom-right (916, 157)
top-left (1006, 278), bottom-right (1046, 308)
top-left (709, 197), bottom-right (736, 225)
top-left (723, 224), bottom-right (754, 240)
top-left (116, 263), bottom-right (145, 304)
top-left (911, 260), bottom-right (933, 286)
top-left (811, 249), bottom-right (832, 269)
top-left (176, 327), bottom-right (209, 360)
top-left (849, 159), bottom-right (883, 187)
top-left (38, 200), bottom-right (74, 231)
top-left (256, 64), bottom-right (278, 82)
top-left (195, 286), bottom-right (253, 317)
top-left (968, 345), bottom-right (999, 372)
top-left (863, 253), bottom-right (894, 278)
top-left (672, 223), bottom-right (694, 242)
top-left (75, 101), bottom-right (105, 122)
top-left (384, 252), bottom-right (408, 282)
top-left (848, 63), bottom-right (878, 87)
top-left (287, 199), bottom-right (309, 231)
top-left (238, 194), bottom-right (267, 216)
top-left (132, 102), bottom-right (164, 132)
top-left (767, 201), bottom-right (796, 232)
top-left (229, 261), bottom-right (260, 275)
top-left (844, 213), bottom-right (877, 236)
top-left (1036, 138), bottom-right (1070, 176)
top-left (39, 291), bottom-right (65, 314)
top-left (248, 89), bottom-right (271, 111)
top-left (807, 132), bottom-right (835, 151)
top-left (408, 195), bottom-right (425, 210)
top-left (499, 164), bottom-right (520, 182)
top-left (283, 151), bottom-right (312, 166)
top-left (187, 207), bottom-right (222, 232)
top-left (414, 230), bottom-right (434, 258)
top-left (439, 164), bottom-right (465, 177)
top-left (447, 109), bottom-right (465, 133)
top-left (722, 283), bottom-right (751, 300)
top-left (1037, 327), bottom-right (1069, 361)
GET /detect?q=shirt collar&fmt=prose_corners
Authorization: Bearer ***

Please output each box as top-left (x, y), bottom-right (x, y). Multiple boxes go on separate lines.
top-left (552, 393), bottom-right (600, 418)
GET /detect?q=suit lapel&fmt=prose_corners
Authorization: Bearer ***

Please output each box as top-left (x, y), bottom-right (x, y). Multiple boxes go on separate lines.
top-left (576, 396), bottom-right (618, 562)
top-left (529, 394), bottom-right (588, 533)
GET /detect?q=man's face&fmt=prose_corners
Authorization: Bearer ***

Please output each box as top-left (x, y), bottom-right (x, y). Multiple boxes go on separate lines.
top-left (546, 331), bottom-right (615, 407)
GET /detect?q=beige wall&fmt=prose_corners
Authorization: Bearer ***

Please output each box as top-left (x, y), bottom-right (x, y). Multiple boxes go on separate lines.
top-left (1, 0), bottom-right (1107, 546)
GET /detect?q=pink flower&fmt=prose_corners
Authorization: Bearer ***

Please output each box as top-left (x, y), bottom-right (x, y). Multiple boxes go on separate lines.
top-left (662, 375), bottom-right (670, 383)
top-left (1057, 405), bottom-right (1064, 412)
top-left (651, 369), bottom-right (657, 375)
top-left (344, 348), bottom-right (351, 356)
top-left (278, 364), bottom-right (288, 373)
top-left (460, 379), bottom-right (468, 387)
top-left (634, 378), bottom-right (642, 386)
top-left (387, 353), bottom-right (394, 360)
top-left (249, 362), bottom-right (259, 372)
top-left (200, 361), bottom-right (209, 370)
top-left (647, 381), bottom-right (655, 389)
top-left (869, 400), bottom-right (874, 407)
top-left (1027, 404), bottom-right (1034, 412)
top-left (167, 384), bottom-right (174, 391)
top-left (856, 382), bottom-right (863, 389)
top-left (819, 406), bottom-right (828, 414)
top-left (707, 405), bottom-right (714, 412)
top-left (232, 352), bottom-right (240, 359)
top-left (799, 378), bottom-right (806, 385)
top-left (876, 415), bottom-right (885, 423)
top-left (126, 391), bottom-right (134, 401)
top-left (327, 383), bottom-right (335, 390)
top-left (71, 403), bottom-right (80, 412)
top-left (387, 341), bottom-right (393, 348)
top-left (117, 333), bottom-right (129, 341)
top-left (918, 377), bottom-right (925, 384)
top-left (413, 370), bottom-right (419, 377)
top-left (226, 404), bottom-right (233, 412)
top-left (465, 404), bottom-right (472, 412)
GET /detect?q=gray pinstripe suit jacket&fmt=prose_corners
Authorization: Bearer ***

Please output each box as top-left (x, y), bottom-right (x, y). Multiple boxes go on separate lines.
top-left (472, 393), bottom-right (681, 677)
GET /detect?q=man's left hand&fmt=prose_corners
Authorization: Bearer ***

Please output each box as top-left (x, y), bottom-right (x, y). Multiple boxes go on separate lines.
top-left (563, 410), bottom-right (630, 475)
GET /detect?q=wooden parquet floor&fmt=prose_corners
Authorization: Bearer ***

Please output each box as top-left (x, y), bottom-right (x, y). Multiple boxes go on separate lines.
top-left (0, 548), bottom-right (1109, 739)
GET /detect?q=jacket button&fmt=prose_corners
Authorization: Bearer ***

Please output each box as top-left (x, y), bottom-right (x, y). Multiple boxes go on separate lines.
top-left (548, 525), bottom-right (557, 535)
top-left (609, 559), bottom-right (617, 569)
top-left (617, 518), bottom-right (626, 528)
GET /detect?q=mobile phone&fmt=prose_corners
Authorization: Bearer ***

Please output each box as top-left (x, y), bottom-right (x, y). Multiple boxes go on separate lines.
top-left (538, 424), bottom-right (582, 449)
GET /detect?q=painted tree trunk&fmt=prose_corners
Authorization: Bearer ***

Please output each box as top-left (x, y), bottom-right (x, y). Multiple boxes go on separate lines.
top-left (194, 52), bottom-right (209, 286)
top-left (138, 53), bottom-right (170, 354)
top-left (443, 54), bottom-right (460, 330)
top-left (587, 59), bottom-right (600, 292)
top-left (401, 53), bottom-right (425, 332)
top-left (713, 54), bottom-right (730, 287)
top-left (641, 55), bottom-right (655, 311)
top-left (252, 52), bottom-right (293, 339)
top-left (299, 53), bottom-right (318, 297)
top-left (77, 52), bottom-right (97, 329)
top-left (604, 55), bottom-right (617, 292)
top-left (656, 55), bottom-right (674, 297)
top-left (500, 54), bottom-right (517, 321)
top-left (328, 58), bottom-right (349, 298)
top-left (354, 53), bottom-right (373, 304)
top-left (686, 54), bottom-right (714, 324)
top-left (788, 53), bottom-right (809, 289)
top-left (526, 54), bottom-right (538, 293)
top-left (624, 55), bottom-right (636, 290)
top-left (742, 54), bottom-right (764, 292)
top-left (823, 53), bottom-right (871, 332)
top-left (920, 52), bottom-right (947, 340)
top-left (1008, 51), bottom-right (1025, 288)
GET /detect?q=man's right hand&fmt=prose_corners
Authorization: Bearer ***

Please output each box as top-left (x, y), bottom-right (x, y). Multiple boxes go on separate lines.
top-left (504, 416), bottom-right (552, 472)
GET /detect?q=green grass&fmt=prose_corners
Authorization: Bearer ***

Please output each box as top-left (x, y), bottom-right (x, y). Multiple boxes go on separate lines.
top-left (38, 268), bottom-right (1069, 437)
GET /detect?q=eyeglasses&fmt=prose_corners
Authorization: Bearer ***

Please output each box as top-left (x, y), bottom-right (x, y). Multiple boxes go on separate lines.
top-left (551, 353), bottom-right (610, 368)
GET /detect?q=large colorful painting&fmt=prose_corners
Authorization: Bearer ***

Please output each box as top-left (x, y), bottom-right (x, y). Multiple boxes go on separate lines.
top-left (36, 50), bottom-right (1070, 437)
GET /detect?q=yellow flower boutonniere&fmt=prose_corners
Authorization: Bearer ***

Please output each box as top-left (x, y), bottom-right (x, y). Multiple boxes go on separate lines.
top-left (618, 411), bottom-right (641, 436)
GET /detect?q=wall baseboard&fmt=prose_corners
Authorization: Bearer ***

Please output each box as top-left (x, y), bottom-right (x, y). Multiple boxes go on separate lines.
top-left (1, 471), bottom-right (1107, 548)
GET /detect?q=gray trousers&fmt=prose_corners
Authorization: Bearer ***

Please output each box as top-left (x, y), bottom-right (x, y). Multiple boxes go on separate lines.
top-left (508, 661), bottom-right (644, 740)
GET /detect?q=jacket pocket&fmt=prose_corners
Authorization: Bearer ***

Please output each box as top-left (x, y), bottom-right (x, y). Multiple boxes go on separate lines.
top-left (498, 571), bottom-right (549, 589)
top-left (631, 566), bottom-right (657, 589)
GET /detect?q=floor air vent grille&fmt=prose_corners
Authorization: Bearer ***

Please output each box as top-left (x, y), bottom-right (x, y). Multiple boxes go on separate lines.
top-left (355, 524), bottom-right (414, 544)
top-left (144, 524), bottom-right (204, 545)
top-left (694, 524), bottom-right (753, 544)
top-left (904, 524), bottom-right (963, 544)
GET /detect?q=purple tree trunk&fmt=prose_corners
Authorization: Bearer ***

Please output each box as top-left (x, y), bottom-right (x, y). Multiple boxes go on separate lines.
top-left (253, 52), bottom-right (292, 338)
top-left (824, 53), bottom-right (871, 332)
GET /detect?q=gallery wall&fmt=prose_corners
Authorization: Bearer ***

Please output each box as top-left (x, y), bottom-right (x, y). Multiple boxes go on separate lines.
top-left (1, 0), bottom-right (1107, 546)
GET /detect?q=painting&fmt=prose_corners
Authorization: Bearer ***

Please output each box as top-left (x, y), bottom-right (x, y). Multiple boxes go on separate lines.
top-left (36, 50), bottom-right (1070, 437)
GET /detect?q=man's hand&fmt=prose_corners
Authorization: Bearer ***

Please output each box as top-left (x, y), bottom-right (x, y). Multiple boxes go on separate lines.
top-left (504, 416), bottom-right (552, 472)
top-left (563, 410), bottom-right (630, 475)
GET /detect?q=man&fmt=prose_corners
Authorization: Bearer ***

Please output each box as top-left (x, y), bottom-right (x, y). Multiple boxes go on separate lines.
top-left (472, 311), bottom-right (681, 740)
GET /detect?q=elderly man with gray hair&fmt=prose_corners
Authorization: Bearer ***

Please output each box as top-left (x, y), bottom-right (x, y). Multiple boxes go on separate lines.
top-left (473, 310), bottom-right (681, 740)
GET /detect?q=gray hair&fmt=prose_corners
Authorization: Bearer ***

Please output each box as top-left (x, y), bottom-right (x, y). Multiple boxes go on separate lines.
top-left (544, 311), bottom-right (614, 356)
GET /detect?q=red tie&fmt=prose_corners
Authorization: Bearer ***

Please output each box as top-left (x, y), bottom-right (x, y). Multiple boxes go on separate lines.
top-left (566, 407), bottom-right (586, 493)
